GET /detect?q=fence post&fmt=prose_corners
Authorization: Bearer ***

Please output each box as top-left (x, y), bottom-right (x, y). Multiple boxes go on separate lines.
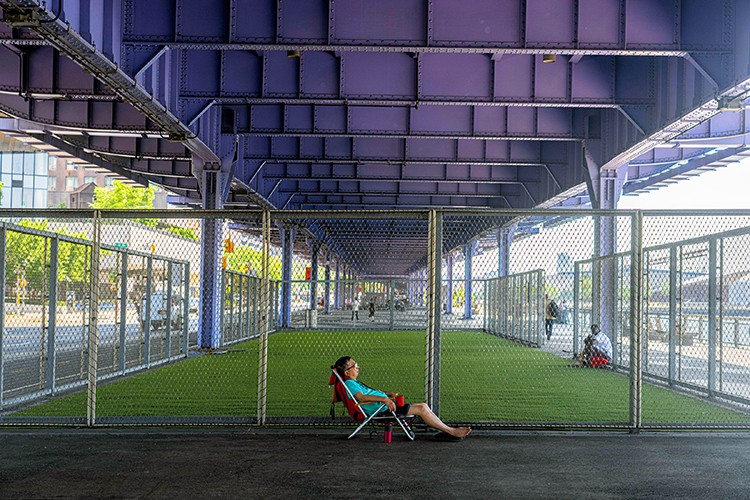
top-left (573, 261), bottom-right (580, 356)
top-left (245, 273), bottom-right (251, 340)
top-left (251, 278), bottom-right (257, 337)
top-left (629, 210), bottom-right (643, 432)
top-left (668, 246), bottom-right (677, 384)
top-left (484, 279), bottom-right (488, 332)
top-left (220, 269), bottom-right (226, 348)
top-left (708, 238), bottom-right (717, 397)
top-left (87, 210), bottom-right (101, 427)
top-left (119, 252), bottom-right (128, 373)
top-left (144, 256), bottom-right (153, 368)
top-left (46, 236), bottom-right (59, 395)
top-left (258, 210), bottom-right (271, 425)
top-left (426, 210), bottom-right (443, 414)
top-left (389, 279), bottom-right (395, 330)
top-left (0, 224), bottom-right (5, 409)
top-left (182, 263), bottom-right (190, 355)
top-left (166, 261), bottom-right (173, 359)
top-left (536, 271), bottom-right (544, 346)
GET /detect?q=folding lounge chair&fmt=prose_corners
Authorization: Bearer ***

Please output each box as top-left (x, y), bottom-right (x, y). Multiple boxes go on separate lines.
top-left (329, 368), bottom-right (416, 441)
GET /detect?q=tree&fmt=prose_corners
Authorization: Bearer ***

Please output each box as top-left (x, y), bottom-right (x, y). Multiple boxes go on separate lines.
top-left (227, 244), bottom-right (283, 280)
top-left (90, 180), bottom-right (155, 210)
top-left (6, 220), bottom-right (89, 295)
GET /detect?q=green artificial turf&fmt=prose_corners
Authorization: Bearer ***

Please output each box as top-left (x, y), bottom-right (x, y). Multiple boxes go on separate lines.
top-left (12, 330), bottom-right (750, 425)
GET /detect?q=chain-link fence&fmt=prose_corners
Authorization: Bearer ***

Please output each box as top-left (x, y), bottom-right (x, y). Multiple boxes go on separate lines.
top-left (1, 209), bottom-right (750, 429)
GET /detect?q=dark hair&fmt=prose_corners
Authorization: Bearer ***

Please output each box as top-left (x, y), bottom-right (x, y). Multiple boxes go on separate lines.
top-left (590, 324), bottom-right (600, 333)
top-left (333, 356), bottom-right (352, 375)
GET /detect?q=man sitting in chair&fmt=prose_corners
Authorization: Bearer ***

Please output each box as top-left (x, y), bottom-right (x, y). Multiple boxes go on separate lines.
top-left (577, 324), bottom-right (613, 367)
top-left (334, 356), bottom-right (472, 439)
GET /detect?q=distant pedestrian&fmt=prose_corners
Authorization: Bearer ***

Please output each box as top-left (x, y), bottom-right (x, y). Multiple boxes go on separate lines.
top-left (545, 294), bottom-right (559, 340)
top-left (368, 298), bottom-right (375, 322)
top-left (559, 300), bottom-right (569, 324)
top-left (351, 296), bottom-right (360, 320)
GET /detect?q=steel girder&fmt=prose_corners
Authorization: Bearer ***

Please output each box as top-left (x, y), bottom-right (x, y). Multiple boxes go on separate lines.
top-left (0, 0), bottom-right (749, 276)
top-left (0, 0), bottom-right (747, 210)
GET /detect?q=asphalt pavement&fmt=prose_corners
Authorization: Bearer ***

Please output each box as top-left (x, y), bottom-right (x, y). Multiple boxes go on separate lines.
top-left (2, 428), bottom-right (750, 499)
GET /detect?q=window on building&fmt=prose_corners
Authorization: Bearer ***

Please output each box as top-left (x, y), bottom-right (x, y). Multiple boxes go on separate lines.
top-left (48, 177), bottom-right (57, 191)
top-left (84, 176), bottom-right (97, 185)
top-left (66, 176), bottom-right (78, 189)
top-left (105, 176), bottom-right (115, 187)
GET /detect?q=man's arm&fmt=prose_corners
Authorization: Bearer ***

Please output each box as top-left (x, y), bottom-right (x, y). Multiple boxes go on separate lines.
top-left (353, 392), bottom-right (396, 412)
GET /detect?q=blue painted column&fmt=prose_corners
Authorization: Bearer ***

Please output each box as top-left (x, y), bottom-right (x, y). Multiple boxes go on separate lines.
top-left (334, 260), bottom-right (341, 309)
top-left (464, 241), bottom-right (478, 319)
top-left (324, 253), bottom-right (331, 314)
top-left (585, 147), bottom-right (627, 352)
top-left (279, 224), bottom-right (296, 327)
top-left (308, 240), bottom-right (320, 309)
top-left (196, 166), bottom-right (232, 348)
top-left (445, 254), bottom-right (454, 314)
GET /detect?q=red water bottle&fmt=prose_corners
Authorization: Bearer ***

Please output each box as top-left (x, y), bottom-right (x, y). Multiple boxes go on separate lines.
top-left (384, 423), bottom-right (392, 443)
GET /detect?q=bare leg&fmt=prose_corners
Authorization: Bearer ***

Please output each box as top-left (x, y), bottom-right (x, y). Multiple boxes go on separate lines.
top-left (406, 403), bottom-right (471, 438)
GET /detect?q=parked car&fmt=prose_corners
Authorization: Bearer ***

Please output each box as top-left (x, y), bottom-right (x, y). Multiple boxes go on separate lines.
top-left (141, 292), bottom-right (183, 331)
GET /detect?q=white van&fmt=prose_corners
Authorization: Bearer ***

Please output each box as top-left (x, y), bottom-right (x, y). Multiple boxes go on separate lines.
top-left (141, 292), bottom-right (183, 331)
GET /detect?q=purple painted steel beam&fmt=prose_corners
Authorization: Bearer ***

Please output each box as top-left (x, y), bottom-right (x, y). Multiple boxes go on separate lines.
top-left (177, 52), bottom-right (654, 107)
top-left (258, 161), bottom-right (535, 184)
top-left (122, 0), bottom-right (724, 55)
top-left (242, 136), bottom-right (570, 164)
top-left (1, 0), bottom-right (220, 163)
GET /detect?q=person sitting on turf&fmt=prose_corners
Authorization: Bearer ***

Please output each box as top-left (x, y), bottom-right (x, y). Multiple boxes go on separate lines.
top-left (577, 324), bottom-right (613, 367)
top-left (333, 356), bottom-right (472, 439)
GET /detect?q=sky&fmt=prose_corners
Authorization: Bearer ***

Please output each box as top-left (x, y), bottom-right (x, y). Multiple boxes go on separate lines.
top-left (618, 156), bottom-right (750, 210)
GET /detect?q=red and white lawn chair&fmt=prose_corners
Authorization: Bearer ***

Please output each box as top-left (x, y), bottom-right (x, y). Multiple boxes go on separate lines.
top-left (329, 367), bottom-right (416, 441)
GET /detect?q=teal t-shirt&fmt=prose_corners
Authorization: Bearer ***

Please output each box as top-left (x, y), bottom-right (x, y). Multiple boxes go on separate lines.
top-left (344, 379), bottom-right (388, 416)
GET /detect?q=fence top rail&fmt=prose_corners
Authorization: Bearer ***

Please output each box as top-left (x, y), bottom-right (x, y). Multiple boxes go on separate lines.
top-left (1, 220), bottom-right (93, 246)
top-left (0, 209), bottom-right (96, 218)
top-left (5, 208), bottom-right (750, 219)
top-left (642, 209), bottom-right (750, 217)
top-left (577, 251), bottom-right (632, 266)
top-left (100, 243), bottom-right (190, 265)
top-left (644, 224), bottom-right (750, 253)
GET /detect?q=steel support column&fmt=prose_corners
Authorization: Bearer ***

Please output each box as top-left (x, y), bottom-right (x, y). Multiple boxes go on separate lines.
top-left (196, 156), bottom-right (232, 348)
top-left (324, 254), bottom-right (331, 314)
top-left (445, 254), bottom-right (453, 315)
top-left (308, 240), bottom-right (320, 310)
top-left (463, 241), bottom-right (477, 319)
top-left (279, 224), bottom-right (296, 327)
top-left (334, 260), bottom-right (341, 309)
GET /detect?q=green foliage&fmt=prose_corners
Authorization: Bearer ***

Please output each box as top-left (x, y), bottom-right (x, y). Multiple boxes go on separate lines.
top-left (226, 244), bottom-right (282, 279)
top-left (579, 276), bottom-right (593, 298)
top-left (90, 180), bottom-right (155, 210)
top-left (166, 225), bottom-right (198, 241)
top-left (6, 220), bottom-right (89, 287)
top-left (0, 180), bottom-right (3, 203)
top-left (545, 283), bottom-right (560, 298)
